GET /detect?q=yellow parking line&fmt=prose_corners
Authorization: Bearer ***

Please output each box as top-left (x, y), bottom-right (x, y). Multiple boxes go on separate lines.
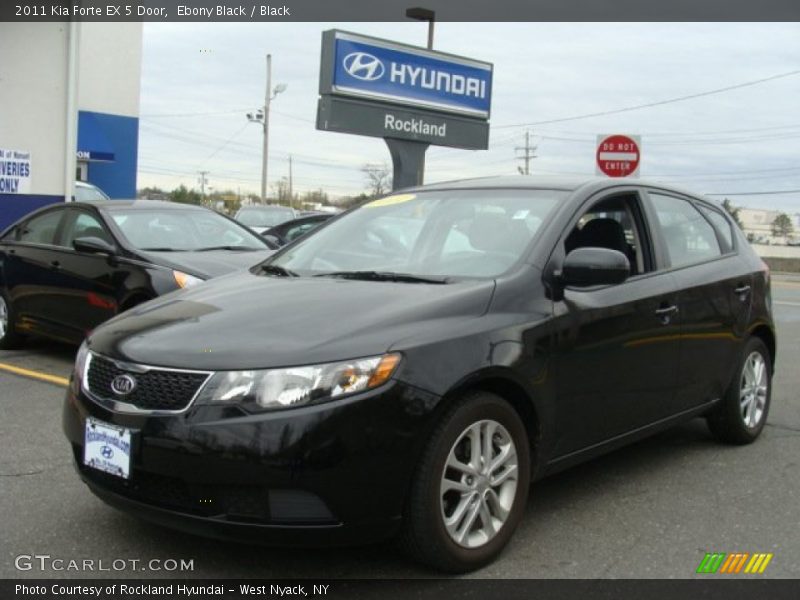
top-left (0, 362), bottom-right (69, 387)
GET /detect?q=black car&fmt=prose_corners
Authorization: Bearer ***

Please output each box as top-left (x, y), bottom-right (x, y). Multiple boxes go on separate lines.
top-left (261, 214), bottom-right (334, 248)
top-left (0, 200), bottom-right (272, 347)
top-left (63, 177), bottom-right (775, 572)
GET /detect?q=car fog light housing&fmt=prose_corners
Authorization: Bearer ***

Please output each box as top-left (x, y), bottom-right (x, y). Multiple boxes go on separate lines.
top-left (196, 353), bottom-right (401, 412)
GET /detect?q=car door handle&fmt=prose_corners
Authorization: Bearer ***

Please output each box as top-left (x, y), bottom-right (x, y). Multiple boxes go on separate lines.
top-left (50, 260), bottom-right (60, 270)
top-left (734, 284), bottom-right (751, 295)
top-left (654, 305), bottom-right (679, 316)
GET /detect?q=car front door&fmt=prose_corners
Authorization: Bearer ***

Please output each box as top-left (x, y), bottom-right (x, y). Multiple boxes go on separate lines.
top-left (53, 207), bottom-right (126, 337)
top-left (644, 190), bottom-right (752, 410)
top-left (549, 189), bottom-right (682, 458)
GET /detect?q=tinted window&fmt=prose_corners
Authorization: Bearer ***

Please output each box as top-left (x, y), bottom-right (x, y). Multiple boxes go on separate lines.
top-left (63, 211), bottom-right (115, 247)
top-left (285, 222), bottom-right (319, 242)
top-left (650, 193), bottom-right (721, 267)
top-left (699, 205), bottom-right (734, 251)
top-left (18, 210), bottom-right (63, 245)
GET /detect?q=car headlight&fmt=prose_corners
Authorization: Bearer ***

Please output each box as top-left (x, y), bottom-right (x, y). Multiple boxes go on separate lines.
top-left (173, 270), bottom-right (204, 289)
top-left (72, 340), bottom-right (90, 394)
top-left (195, 353), bottom-right (401, 412)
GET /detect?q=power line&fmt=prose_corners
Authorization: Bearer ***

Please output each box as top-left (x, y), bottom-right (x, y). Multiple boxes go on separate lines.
top-left (515, 130), bottom-right (537, 175)
top-left (493, 69), bottom-right (800, 129)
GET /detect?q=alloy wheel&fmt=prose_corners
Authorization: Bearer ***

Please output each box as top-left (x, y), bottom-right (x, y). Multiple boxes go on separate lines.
top-left (740, 351), bottom-right (768, 428)
top-left (0, 295), bottom-right (8, 338)
top-left (440, 419), bottom-right (519, 549)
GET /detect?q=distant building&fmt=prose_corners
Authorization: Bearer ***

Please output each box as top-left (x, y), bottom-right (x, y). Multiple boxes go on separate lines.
top-left (739, 208), bottom-right (783, 244)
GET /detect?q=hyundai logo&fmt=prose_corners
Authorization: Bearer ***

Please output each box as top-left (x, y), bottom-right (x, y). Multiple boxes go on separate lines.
top-left (110, 374), bottom-right (136, 396)
top-left (343, 52), bottom-right (385, 81)
top-left (100, 445), bottom-right (114, 459)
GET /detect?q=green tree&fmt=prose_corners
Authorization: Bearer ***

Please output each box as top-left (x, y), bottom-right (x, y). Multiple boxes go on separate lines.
top-left (771, 212), bottom-right (794, 238)
top-left (721, 199), bottom-right (743, 229)
top-left (169, 184), bottom-right (202, 205)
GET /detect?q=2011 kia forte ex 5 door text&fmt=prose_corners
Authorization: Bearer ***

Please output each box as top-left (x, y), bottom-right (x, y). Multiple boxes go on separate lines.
top-left (63, 176), bottom-right (776, 572)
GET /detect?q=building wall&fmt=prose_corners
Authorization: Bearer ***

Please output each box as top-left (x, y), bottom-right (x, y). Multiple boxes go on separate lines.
top-left (0, 23), bottom-right (142, 231)
top-left (0, 23), bottom-right (69, 227)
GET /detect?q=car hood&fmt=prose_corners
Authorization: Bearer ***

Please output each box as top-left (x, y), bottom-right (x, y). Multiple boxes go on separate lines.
top-left (140, 249), bottom-right (274, 279)
top-left (89, 272), bottom-right (495, 370)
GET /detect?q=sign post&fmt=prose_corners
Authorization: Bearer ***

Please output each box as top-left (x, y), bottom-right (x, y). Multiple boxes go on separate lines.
top-left (317, 30), bottom-right (493, 190)
top-left (595, 134), bottom-right (641, 178)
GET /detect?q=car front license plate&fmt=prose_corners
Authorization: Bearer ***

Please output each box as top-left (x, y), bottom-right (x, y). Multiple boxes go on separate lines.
top-left (84, 417), bottom-right (132, 479)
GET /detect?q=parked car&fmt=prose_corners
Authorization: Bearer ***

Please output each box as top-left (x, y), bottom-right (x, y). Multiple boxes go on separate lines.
top-left (63, 177), bottom-right (775, 572)
top-left (234, 205), bottom-right (296, 235)
top-left (74, 181), bottom-right (110, 203)
top-left (261, 213), bottom-right (334, 248)
top-left (0, 200), bottom-right (273, 347)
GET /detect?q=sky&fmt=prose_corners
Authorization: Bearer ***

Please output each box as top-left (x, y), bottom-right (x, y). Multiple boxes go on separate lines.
top-left (137, 22), bottom-right (800, 212)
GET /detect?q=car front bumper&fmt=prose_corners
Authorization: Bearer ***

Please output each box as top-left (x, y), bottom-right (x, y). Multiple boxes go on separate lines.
top-left (63, 378), bottom-right (440, 546)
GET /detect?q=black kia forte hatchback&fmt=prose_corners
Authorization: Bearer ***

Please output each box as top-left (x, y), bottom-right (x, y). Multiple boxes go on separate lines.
top-left (63, 177), bottom-right (775, 572)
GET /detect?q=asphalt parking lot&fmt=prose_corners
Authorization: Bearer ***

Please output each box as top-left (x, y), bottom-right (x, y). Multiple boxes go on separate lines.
top-left (1, 275), bottom-right (799, 579)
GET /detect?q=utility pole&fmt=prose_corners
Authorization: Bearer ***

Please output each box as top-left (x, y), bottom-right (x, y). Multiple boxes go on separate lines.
top-left (515, 130), bottom-right (537, 175)
top-left (247, 55), bottom-right (287, 204)
top-left (197, 171), bottom-right (209, 204)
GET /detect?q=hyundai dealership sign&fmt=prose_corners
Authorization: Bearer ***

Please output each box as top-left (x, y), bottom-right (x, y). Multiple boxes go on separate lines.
top-left (318, 30), bottom-right (492, 150)
top-left (322, 31), bottom-right (493, 118)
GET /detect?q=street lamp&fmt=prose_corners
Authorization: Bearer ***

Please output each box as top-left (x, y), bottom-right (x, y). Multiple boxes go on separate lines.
top-left (406, 7), bottom-right (435, 49)
top-left (247, 54), bottom-right (287, 203)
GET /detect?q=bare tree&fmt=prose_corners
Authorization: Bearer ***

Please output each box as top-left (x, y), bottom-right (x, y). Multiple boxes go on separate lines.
top-left (362, 163), bottom-right (391, 198)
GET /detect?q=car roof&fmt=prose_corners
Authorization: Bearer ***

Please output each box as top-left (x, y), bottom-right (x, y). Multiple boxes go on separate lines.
top-left (238, 205), bottom-right (294, 211)
top-left (84, 199), bottom-right (211, 211)
top-left (401, 175), bottom-right (714, 203)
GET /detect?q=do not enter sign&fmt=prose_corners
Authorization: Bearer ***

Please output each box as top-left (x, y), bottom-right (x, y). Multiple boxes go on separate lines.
top-left (596, 134), bottom-right (641, 178)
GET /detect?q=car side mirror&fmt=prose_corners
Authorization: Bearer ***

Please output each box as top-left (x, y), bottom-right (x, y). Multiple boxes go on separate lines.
top-left (561, 247), bottom-right (630, 288)
top-left (73, 236), bottom-right (116, 256)
top-left (261, 234), bottom-right (281, 249)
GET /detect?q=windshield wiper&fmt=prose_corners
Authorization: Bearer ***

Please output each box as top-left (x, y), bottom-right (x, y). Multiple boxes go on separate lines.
top-left (260, 264), bottom-right (299, 277)
top-left (313, 271), bottom-right (448, 284)
top-left (196, 245), bottom-right (257, 251)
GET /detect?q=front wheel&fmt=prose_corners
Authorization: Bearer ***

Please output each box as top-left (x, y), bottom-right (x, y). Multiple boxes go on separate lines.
top-left (0, 290), bottom-right (24, 349)
top-left (707, 337), bottom-right (772, 444)
top-left (402, 391), bottom-right (531, 572)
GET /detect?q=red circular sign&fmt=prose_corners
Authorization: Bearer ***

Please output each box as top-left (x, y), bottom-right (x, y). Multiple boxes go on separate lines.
top-left (596, 135), bottom-right (640, 178)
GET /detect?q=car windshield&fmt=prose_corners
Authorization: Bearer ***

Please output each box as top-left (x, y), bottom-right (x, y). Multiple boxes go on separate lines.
top-left (237, 207), bottom-right (294, 227)
top-left (74, 183), bottom-right (109, 202)
top-left (109, 208), bottom-right (268, 251)
top-left (266, 189), bottom-right (564, 279)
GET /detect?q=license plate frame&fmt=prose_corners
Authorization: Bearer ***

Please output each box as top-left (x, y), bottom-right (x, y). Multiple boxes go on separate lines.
top-left (83, 417), bottom-right (133, 480)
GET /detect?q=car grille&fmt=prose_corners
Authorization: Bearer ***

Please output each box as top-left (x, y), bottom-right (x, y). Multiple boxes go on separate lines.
top-left (85, 353), bottom-right (210, 412)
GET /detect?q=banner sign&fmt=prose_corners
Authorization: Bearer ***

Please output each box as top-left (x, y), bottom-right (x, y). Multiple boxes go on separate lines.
top-left (0, 148), bottom-right (32, 194)
top-left (320, 30), bottom-right (493, 119)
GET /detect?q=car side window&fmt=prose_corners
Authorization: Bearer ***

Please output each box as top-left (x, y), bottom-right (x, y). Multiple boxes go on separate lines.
top-left (285, 223), bottom-right (317, 242)
top-left (698, 205), bottom-right (735, 252)
top-left (649, 193), bottom-right (722, 268)
top-left (17, 209), bottom-right (64, 245)
top-left (63, 211), bottom-right (115, 247)
top-left (564, 193), bottom-right (652, 276)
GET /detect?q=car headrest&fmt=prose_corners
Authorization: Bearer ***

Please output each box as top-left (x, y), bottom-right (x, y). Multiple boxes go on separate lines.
top-left (575, 218), bottom-right (627, 253)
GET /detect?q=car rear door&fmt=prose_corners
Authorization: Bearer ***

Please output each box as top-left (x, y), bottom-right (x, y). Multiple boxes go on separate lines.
top-left (643, 189), bottom-right (752, 410)
top-left (550, 189), bottom-right (683, 457)
top-left (1, 206), bottom-right (71, 338)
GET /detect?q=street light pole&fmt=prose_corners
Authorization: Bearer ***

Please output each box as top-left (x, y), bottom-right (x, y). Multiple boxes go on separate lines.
top-left (247, 55), bottom-right (286, 204)
top-left (406, 7), bottom-right (435, 49)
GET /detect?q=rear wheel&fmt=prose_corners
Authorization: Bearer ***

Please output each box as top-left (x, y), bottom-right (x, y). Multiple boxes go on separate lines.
top-left (707, 337), bottom-right (772, 444)
top-left (0, 290), bottom-right (24, 349)
top-left (402, 391), bottom-right (531, 572)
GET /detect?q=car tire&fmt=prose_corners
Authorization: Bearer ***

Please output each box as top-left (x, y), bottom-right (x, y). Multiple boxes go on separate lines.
top-left (401, 391), bottom-right (531, 573)
top-left (0, 289), bottom-right (24, 349)
top-left (707, 337), bottom-right (772, 445)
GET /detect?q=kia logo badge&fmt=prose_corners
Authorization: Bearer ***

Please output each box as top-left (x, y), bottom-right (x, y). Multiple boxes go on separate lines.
top-left (343, 52), bottom-right (385, 81)
top-left (110, 374), bottom-right (136, 396)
